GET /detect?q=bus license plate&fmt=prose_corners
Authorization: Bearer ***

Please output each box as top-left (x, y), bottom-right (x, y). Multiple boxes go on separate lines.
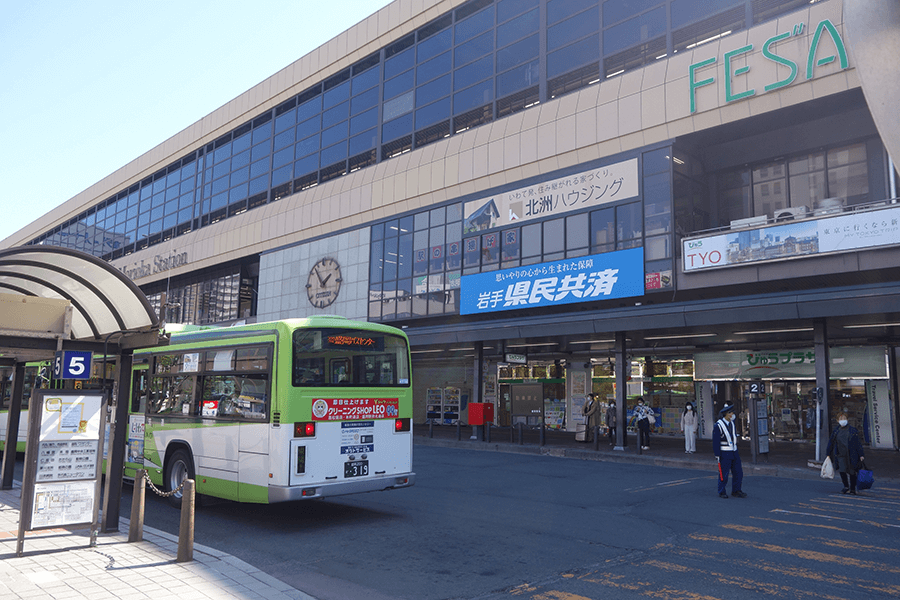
top-left (344, 460), bottom-right (369, 478)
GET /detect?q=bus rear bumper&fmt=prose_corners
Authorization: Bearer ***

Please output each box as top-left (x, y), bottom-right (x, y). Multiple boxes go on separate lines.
top-left (268, 472), bottom-right (416, 503)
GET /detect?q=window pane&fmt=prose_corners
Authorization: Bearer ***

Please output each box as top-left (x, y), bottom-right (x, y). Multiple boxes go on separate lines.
top-left (522, 222), bottom-right (541, 257)
top-left (603, 7), bottom-right (667, 55)
top-left (455, 56), bottom-right (493, 91)
top-left (349, 129), bottom-right (377, 156)
top-left (398, 233), bottom-right (413, 278)
top-left (454, 80), bottom-right (493, 114)
top-left (385, 47), bottom-right (414, 80)
top-left (566, 213), bottom-right (589, 250)
top-left (455, 31), bottom-right (494, 67)
top-left (464, 236), bottom-right (480, 267)
top-left (591, 207), bottom-right (615, 251)
top-left (497, 8), bottom-right (538, 48)
top-left (481, 232), bottom-right (499, 264)
top-left (296, 134), bottom-right (320, 158)
top-left (456, 6), bottom-right (494, 44)
top-left (323, 80), bottom-right (350, 109)
top-left (415, 97), bottom-right (450, 129)
top-left (322, 122), bottom-right (348, 148)
top-left (789, 172), bottom-right (826, 208)
top-left (497, 34), bottom-right (539, 72)
top-left (297, 96), bottom-right (322, 122)
top-left (502, 227), bottom-right (520, 260)
top-left (352, 66), bottom-right (380, 95)
top-left (827, 143), bottom-right (867, 167)
top-left (500, 0), bottom-right (538, 23)
top-left (603, 0), bottom-right (663, 26)
top-left (497, 60), bottom-right (539, 96)
top-left (322, 101), bottom-right (349, 128)
top-left (417, 51), bottom-right (451, 85)
top-left (320, 141), bottom-right (347, 166)
top-left (543, 218), bottom-right (564, 254)
top-left (384, 70), bottom-right (415, 101)
top-left (351, 87), bottom-right (379, 114)
top-left (416, 74), bottom-right (451, 106)
top-left (617, 203), bottom-right (642, 241)
top-left (828, 163), bottom-right (869, 205)
top-left (418, 28), bottom-right (451, 63)
top-left (547, 33), bottom-right (599, 79)
top-left (383, 113), bottom-right (413, 142)
top-left (548, 6), bottom-right (599, 51)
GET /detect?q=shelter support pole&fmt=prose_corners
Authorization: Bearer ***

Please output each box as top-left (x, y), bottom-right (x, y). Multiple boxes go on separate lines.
top-left (614, 332), bottom-right (628, 450)
top-left (473, 342), bottom-right (483, 440)
top-left (102, 350), bottom-right (133, 533)
top-left (814, 320), bottom-right (831, 463)
top-left (1, 362), bottom-right (25, 490)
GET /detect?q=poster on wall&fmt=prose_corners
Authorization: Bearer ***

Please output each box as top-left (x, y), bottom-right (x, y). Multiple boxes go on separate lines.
top-left (570, 371), bottom-right (587, 397)
top-left (866, 380), bottom-right (895, 449)
top-left (694, 381), bottom-right (714, 440)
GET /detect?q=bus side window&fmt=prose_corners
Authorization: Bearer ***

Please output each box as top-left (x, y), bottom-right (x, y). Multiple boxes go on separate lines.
top-left (131, 371), bottom-right (148, 414)
top-left (331, 358), bottom-right (351, 385)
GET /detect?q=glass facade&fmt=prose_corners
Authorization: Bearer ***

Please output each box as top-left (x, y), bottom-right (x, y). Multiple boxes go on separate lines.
top-left (370, 145), bottom-right (676, 322)
top-left (31, 0), bottom-right (811, 261)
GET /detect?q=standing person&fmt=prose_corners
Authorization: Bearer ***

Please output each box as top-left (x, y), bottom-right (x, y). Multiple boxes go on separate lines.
top-left (606, 400), bottom-right (617, 445)
top-left (713, 403), bottom-right (746, 499)
top-left (634, 397), bottom-right (653, 450)
top-left (825, 412), bottom-right (866, 495)
top-left (681, 402), bottom-right (698, 453)
top-left (582, 393), bottom-right (601, 442)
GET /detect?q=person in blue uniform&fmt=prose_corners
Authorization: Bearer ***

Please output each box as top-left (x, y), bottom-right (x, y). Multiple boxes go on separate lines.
top-left (713, 403), bottom-right (747, 499)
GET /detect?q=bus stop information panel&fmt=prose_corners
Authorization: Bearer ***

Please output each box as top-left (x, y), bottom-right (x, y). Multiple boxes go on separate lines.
top-left (18, 390), bottom-right (106, 555)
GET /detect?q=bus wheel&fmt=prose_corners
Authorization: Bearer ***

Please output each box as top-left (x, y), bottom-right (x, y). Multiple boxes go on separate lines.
top-left (165, 449), bottom-right (194, 508)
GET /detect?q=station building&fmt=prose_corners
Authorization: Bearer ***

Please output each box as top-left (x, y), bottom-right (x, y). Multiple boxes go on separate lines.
top-left (4, 0), bottom-right (899, 456)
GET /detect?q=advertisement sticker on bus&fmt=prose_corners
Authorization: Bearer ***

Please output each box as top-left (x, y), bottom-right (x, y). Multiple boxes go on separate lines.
top-left (311, 398), bottom-right (400, 421)
top-left (340, 421), bottom-right (375, 454)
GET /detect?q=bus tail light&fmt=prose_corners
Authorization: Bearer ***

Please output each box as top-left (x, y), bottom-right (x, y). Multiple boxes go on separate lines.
top-left (394, 418), bottom-right (410, 432)
top-left (294, 422), bottom-right (316, 437)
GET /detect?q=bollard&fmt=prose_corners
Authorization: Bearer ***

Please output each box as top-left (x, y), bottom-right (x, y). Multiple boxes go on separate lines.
top-left (517, 422), bottom-right (524, 445)
top-left (456, 420), bottom-right (461, 441)
top-left (128, 470), bottom-right (146, 543)
top-left (510, 424), bottom-right (514, 443)
top-left (429, 420), bottom-right (434, 438)
top-left (176, 479), bottom-right (195, 563)
top-left (539, 422), bottom-right (545, 446)
top-left (485, 421), bottom-right (491, 443)
top-left (593, 426), bottom-right (600, 452)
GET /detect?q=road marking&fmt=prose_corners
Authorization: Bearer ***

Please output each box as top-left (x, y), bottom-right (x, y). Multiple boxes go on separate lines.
top-left (625, 476), bottom-right (711, 493)
top-left (772, 508), bottom-right (900, 529)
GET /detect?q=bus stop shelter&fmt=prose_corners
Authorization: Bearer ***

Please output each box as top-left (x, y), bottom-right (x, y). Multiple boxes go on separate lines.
top-left (0, 246), bottom-right (163, 531)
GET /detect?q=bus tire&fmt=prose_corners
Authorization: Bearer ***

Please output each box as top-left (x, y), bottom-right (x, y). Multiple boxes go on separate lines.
top-left (165, 448), bottom-right (194, 508)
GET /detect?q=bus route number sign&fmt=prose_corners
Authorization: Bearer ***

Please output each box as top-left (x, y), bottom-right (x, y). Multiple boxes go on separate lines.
top-left (53, 351), bottom-right (93, 380)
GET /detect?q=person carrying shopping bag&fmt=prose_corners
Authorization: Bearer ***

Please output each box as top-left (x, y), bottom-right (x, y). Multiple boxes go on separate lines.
top-left (825, 412), bottom-right (866, 495)
top-left (681, 402), bottom-right (698, 453)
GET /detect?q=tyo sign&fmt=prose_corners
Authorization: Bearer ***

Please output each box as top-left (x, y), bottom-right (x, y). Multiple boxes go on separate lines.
top-left (689, 19), bottom-right (849, 114)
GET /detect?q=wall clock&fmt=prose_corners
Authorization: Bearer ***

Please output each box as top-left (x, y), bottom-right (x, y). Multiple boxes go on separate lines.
top-left (306, 257), bottom-right (342, 308)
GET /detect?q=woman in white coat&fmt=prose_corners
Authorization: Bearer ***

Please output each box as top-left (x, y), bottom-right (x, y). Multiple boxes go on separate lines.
top-left (681, 402), bottom-right (699, 453)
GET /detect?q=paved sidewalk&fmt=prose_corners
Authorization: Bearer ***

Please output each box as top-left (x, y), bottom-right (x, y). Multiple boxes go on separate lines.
top-left (0, 482), bottom-right (316, 600)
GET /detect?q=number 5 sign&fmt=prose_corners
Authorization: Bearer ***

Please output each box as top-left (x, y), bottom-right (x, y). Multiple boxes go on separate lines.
top-left (54, 351), bottom-right (93, 380)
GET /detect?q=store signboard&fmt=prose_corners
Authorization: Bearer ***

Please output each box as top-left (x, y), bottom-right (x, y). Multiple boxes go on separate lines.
top-left (462, 158), bottom-right (638, 233)
top-left (683, 205), bottom-right (900, 272)
top-left (866, 380), bottom-right (895, 449)
top-left (460, 248), bottom-right (644, 315)
top-left (694, 347), bottom-right (888, 379)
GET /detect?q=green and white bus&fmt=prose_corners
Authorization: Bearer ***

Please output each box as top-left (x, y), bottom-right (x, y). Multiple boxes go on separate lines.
top-left (128, 316), bottom-right (415, 505)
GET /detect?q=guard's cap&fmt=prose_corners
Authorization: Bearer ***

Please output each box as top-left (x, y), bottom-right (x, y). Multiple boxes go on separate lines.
top-left (719, 403), bottom-right (737, 416)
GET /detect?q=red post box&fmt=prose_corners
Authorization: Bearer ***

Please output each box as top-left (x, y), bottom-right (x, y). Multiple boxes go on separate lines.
top-left (468, 402), bottom-right (494, 425)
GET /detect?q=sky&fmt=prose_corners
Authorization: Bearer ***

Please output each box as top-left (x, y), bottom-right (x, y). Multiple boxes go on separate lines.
top-left (0, 0), bottom-right (394, 245)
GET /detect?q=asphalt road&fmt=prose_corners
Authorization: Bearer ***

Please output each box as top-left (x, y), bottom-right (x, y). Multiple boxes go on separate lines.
top-left (16, 446), bottom-right (900, 599)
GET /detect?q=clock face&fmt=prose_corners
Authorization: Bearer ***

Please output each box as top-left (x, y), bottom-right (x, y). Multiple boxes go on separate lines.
top-left (306, 258), bottom-right (342, 308)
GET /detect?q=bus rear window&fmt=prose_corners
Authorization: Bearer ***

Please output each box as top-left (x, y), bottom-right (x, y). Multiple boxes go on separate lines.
top-left (292, 328), bottom-right (410, 387)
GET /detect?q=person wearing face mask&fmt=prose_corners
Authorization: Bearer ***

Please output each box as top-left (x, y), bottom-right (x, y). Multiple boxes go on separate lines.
top-left (581, 393), bottom-right (601, 442)
top-left (825, 412), bottom-right (866, 495)
top-left (633, 397), bottom-right (653, 450)
top-left (605, 401), bottom-right (617, 445)
top-left (681, 402), bottom-right (698, 453)
top-left (712, 403), bottom-right (746, 498)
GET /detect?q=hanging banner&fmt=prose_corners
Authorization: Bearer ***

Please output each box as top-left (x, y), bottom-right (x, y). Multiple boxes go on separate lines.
top-left (463, 158), bottom-right (639, 233)
top-left (866, 380), bottom-right (895, 449)
top-left (694, 347), bottom-right (888, 379)
top-left (695, 381), bottom-right (715, 440)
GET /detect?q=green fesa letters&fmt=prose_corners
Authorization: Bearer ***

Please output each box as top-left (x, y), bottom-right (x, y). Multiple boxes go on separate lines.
top-left (689, 19), bottom-right (849, 114)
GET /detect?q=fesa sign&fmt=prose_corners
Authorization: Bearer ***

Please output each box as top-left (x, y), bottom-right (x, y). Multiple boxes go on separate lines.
top-left (311, 398), bottom-right (400, 421)
top-left (690, 19), bottom-right (849, 113)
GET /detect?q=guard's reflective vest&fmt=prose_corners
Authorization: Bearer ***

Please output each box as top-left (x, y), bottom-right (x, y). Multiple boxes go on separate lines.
top-left (716, 418), bottom-right (738, 452)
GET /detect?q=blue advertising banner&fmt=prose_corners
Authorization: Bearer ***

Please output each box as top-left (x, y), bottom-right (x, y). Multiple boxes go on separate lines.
top-left (460, 247), bottom-right (644, 315)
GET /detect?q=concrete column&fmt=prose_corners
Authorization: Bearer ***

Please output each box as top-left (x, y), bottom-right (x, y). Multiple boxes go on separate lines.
top-left (1, 362), bottom-right (25, 490)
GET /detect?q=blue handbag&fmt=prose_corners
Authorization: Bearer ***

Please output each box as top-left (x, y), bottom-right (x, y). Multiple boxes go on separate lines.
top-left (857, 462), bottom-right (874, 491)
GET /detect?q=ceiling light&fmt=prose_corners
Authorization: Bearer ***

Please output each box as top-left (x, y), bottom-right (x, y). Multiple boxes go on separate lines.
top-left (843, 322), bottom-right (900, 329)
top-left (411, 349), bottom-right (444, 354)
top-left (448, 347), bottom-right (474, 351)
top-left (644, 333), bottom-right (716, 341)
top-left (733, 327), bottom-right (813, 335)
top-left (569, 339), bottom-right (615, 344)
